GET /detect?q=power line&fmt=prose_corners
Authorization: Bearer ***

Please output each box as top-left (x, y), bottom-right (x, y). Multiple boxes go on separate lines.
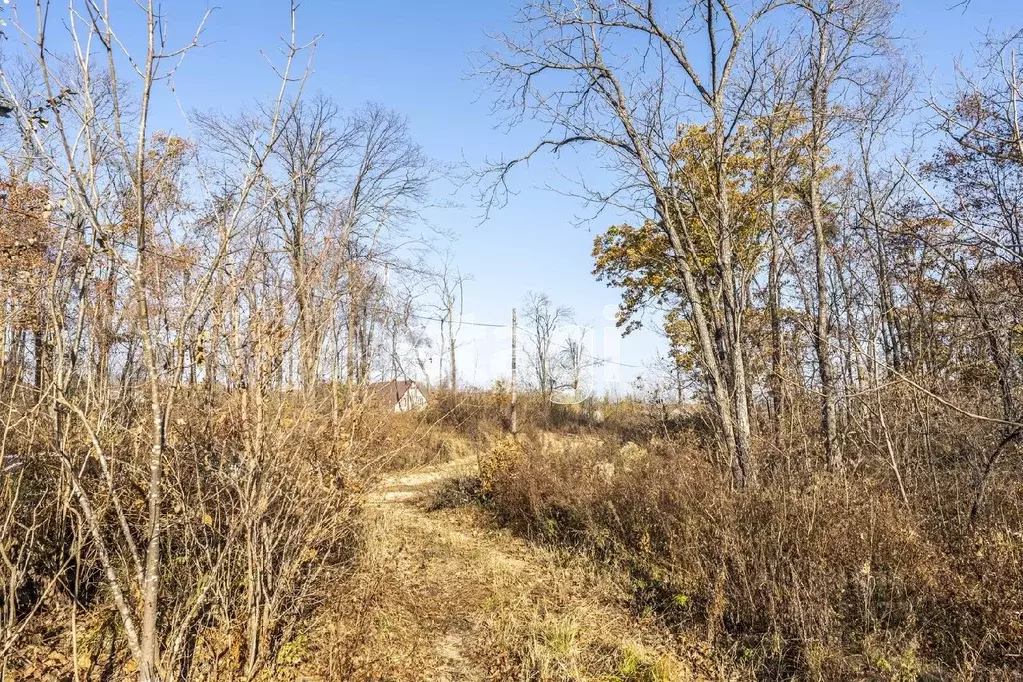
top-left (601, 358), bottom-right (644, 369)
top-left (367, 307), bottom-right (510, 329)
top-left (367, 305), bottom-right (648, 369)
top-left (409, 314), bottom-right (645, 366)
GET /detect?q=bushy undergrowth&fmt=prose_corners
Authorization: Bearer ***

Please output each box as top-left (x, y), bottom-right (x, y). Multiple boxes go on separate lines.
top-left (351, 409), bottom-right (477, 473)
top-left (487, 434), bottom-right (1023, 679)
top-left (422, 388), bottom-right (704, 443)
top-left (1, 390), bottom-right (373, 679)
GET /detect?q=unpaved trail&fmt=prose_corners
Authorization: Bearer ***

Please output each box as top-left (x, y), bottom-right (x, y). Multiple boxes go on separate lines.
top-left (369, 456), bottom-right (478, 504)
top-left (344, 456), bottom-right (726, 682)
top-left (358, 456), bottom-right (528, 681)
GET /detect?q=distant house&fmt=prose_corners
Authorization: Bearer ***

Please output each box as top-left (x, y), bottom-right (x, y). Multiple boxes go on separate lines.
top-left (367, 380), bottom-right (428, 413)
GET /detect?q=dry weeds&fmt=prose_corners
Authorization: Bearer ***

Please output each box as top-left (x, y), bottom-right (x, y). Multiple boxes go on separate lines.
top-left (486, 432), bottom-right (1023, 680)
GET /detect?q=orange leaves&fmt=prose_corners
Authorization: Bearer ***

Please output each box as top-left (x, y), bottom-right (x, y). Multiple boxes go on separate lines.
top-left (592, 220), bottom-right (671, 333)
top-left (593, 122), bottom-right (795, 334)
top-left (0, 177), bottom-right (51, 264)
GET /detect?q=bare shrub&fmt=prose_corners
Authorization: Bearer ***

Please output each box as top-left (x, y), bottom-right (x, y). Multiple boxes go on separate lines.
top-left (158, 394), bottom-right (363, 679)
top-left (489, 435), bottom-right (1023, 678)
top-left (2, 389), bottom-right (367, 679)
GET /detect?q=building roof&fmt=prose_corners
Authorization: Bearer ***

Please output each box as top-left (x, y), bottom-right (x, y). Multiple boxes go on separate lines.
top-left (366, 380), bottom-right (419, 408)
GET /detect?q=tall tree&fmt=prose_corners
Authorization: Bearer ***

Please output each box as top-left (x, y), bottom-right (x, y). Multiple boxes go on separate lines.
top-left (921, 36), bottom-right (1023, 519)
top-left (269, 94), bottom-right (351, 391)
top-left (432, 253), bottom-right (468, 390)
top-left (795, 0), bottom-right (898, 468)
top-left (484, 0), bottom-right (787, 486)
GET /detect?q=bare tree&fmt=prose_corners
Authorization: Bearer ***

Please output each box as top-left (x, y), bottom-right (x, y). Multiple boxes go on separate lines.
top-left (746, 42), bottom-right (809, 448)
top-left (482, 0), bottom-right (791, 485)
top-left (522, 291), bottom-right (574, 399)
top-left (795, 0), bottom-right (899, 468)
top-left (915, 34), bottom-right (1023, 521)
top-left (558, 325), bottom-right (597, 396)
top-left (0, 2), bottom-right (315, 677)
top-left (431, 252), bottom-right (468, 391)
top-left (340, 104), bottom-right (431, 390)
top-left (198, 98), bottom-right (430, 394)
top-left (268, 94), bottom-right (353, 391)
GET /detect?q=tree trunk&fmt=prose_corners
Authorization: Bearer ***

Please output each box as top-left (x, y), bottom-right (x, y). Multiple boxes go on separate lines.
top-left (714, 119), bottom-right (756, 486)
top-left (809, 178), bottom-right (840, 468)
top-left (768, 185), bottom-right (785, 447)
top-left (33, 326), bottom-right (45, 390)
top-left (665, 216), bottom-right (755, 487)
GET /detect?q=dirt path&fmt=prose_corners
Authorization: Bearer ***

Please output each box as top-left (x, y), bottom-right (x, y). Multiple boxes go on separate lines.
top-left (340, 456), bottom-right (727, 682)
top-left (369, 456), bottom-right (479, 504)
top-left (358, 456), bottom-right (528, 681)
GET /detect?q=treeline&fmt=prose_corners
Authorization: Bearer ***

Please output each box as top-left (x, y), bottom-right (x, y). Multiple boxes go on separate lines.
top-left (0, 3), bottom-right (443, 680)
top-left (475, 0), bottom-right (1023, 677)
top-left (485, 0), bottom-right (1022, 511)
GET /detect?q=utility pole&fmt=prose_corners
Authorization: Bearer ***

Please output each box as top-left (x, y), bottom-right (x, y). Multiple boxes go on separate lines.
top-left (510, 307), bottom-right (517, 436)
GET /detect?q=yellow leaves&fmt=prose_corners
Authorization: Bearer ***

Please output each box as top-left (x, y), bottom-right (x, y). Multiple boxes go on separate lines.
top-left (666, 123), bottom-right (780, 271)
top-left (593, 221), bottom-right (676, 334)
top-left (593, 221), bottom-right (669, 281)
top-left (76, 652), bottom-right (93, 670)
top-left (664, 310), bottom-right (698, 372)
top-left (479, 436), bottom-right (524, 496)
top-left (596, 119), bottom-right (824, 345)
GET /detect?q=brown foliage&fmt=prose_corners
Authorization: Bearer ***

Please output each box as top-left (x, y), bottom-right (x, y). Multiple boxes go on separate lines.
top-left (1, 391), bottom-right (365, 679)
top-left (488, 432), bottom-right (1023, 679)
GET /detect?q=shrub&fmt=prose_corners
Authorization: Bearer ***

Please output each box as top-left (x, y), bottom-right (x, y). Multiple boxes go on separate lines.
top-left (488, 436), bottom-right (1023, 679)
top-left (1, 390), bottom-right (368, 680)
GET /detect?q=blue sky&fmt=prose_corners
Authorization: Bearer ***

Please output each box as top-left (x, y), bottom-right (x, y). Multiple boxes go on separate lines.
top-left (88, 0), bottom-right (1023, 392)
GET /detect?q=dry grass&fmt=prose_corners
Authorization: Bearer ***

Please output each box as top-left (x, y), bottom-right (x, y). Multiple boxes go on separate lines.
top-left (9, 386), bottom-right (1020, 681)
top-left (486, 432), bottom-right (1023, 680)
top-left (312, 456), bottom-right (734, 681)
top-left (422, 389), bottom-right (671, 441)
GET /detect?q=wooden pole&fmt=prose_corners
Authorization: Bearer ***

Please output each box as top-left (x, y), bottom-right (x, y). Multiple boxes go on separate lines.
top-left (510, 307), bottom-right (517, 436)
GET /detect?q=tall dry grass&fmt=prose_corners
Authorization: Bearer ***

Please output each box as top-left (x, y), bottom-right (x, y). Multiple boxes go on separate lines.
top-left (485, 430), bottom-right (1023, 679)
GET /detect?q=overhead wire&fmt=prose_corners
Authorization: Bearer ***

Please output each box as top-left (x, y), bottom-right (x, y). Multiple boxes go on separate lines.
top-left (365, 306), bottom-right (647, 369)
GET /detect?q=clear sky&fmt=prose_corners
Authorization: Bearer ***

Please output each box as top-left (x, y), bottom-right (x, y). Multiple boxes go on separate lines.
top-left (105, 0), bottom-right (1023, 393)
